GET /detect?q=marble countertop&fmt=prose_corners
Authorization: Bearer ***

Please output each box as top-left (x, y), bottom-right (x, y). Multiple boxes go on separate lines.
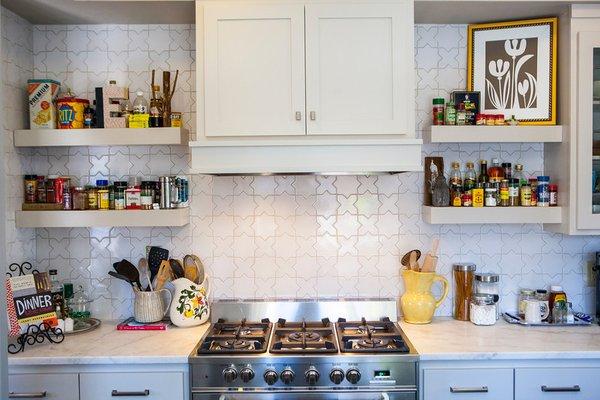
top-left (8, 321), bottom-right (209, 366)
top-left (400, 317), bottom-right (600, 361)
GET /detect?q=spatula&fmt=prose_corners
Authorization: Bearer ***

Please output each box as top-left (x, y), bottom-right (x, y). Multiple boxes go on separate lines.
top-left (147, 246), bottom-right (169, 283)
top-left (114, 259), bottom-right (142, 290)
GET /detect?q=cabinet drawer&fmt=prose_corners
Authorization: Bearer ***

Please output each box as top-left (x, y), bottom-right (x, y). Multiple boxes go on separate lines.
top-left (9, 373), bottom-right (79, 400)
top-left (80, 372), bottom-right (184, 400)
top-left (515, 368), bottom-right (600, 400)
top-left (423, 368), bottom-right (513, 400)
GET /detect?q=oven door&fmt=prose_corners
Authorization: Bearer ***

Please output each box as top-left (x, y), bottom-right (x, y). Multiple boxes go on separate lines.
top-left (192, 388), bottom-right (417, 400)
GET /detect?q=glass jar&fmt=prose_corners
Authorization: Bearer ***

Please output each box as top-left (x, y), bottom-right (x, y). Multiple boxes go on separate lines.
top-left (63, 187), bottom-right (72, 210)
top-left (24, 175), bottom-right (37, 203)
top-left (36, 175), bottom-right (47, 203)
top-left (456, 103), bottom-right (466, 125)
top-left (444, 101), bottom-right (456, 125)
top-left (109, 185), bottom-right (115, 210)
top-left (529, 178), bottom-right (538, 206)
top-left (470, 293), bottom-right (497, 326)
top-left (549, 184), bottom-right (558, 206)
top-left (46, 176), bottom-right (56, 203)
top-left (96, 179), bottom-right (109, 210)
top-left (432, 98), bottom-right (445, 125)
top-left (114, 183), bottom-right (126, 210)
top-left (69, 285), bottom-right (91, 319)
top-left (87, 185), bottom-right (98, 210)
top-left (518, 288), bottom-right (535, 318)
top-left (475, 273), bottom-right (500, 319)
top-left (73, 187), bottom-right (87, 210)
top-left (141, 181), bottom-right (154, 210)
top-left (520, 185), bottom-right (532, 206)
top-left (537, 176), bottom-right (550, 207)
top-left (499, 179), bottom-right (509, 207)
top-left (453, 263), bottom-right (476, 321)
top-left (484, 183), bottom-right (497, 207)
top-left (509, 178), bottom-right (520, 206)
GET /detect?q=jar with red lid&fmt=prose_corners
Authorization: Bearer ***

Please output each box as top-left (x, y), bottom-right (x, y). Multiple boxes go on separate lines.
top-left (432, 98), bottom-right (445, 125)
top-left (549, 184), bottom-right (558, 206)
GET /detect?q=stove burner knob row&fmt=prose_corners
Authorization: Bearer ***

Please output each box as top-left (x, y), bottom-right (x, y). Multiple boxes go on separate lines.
top-left (280, 369), bottom-right (295, 385)
top-left (222, 367), bottom-right (238, 383)
top-left (329, 368), bottom-right (344, 385)
top-left (346, 368), bottom-right (361, 384)
top-left (240, 367), bottom-right (255, 383)
top-left (305, 367), bottom-right (320, 385)
top-left (264, 369), bottom-right (278, 386)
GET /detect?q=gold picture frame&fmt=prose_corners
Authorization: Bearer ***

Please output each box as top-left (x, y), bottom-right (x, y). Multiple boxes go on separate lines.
top-left (467, 17), bottom-right (557, 125)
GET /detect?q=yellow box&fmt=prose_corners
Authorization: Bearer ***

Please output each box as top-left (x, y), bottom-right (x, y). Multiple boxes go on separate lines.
top-left (128, 114), bottom-right (150, 128)
top-left (472, 188), bottom-right (484, 207)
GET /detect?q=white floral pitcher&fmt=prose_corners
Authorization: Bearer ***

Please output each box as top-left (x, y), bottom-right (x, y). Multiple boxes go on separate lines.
top-left (169, 275), bottom-right (210, 327)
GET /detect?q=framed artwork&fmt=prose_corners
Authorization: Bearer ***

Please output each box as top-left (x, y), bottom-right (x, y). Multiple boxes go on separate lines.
top-left (467, 17), bottom-right (557, 125)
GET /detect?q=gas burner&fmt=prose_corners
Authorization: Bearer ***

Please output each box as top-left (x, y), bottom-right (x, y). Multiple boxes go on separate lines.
top-left (197, 318), bottom-right (272, 354)
top-left (216, 339), bottom-right (254, 350)
top-left (288, 331), bottom-right (321, 342)
top-left (356, 338), bottom-right (390, 348)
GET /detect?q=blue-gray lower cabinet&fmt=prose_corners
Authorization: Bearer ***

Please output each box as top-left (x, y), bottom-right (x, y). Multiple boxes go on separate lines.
top-left (423, 368), bottom-right (513, 400)
top-left (515, 367), bottom-right (600, 400)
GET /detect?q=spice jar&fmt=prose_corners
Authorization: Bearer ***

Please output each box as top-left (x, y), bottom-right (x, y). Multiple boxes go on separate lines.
top-left (470, 294), bottom-right (497, 326)
top-left (36, 176), bottom-right (46, 203)
top-left (475, 273), bottom-right (500, 319)
top-left (486, 114), bottom-right (496, 126)
top-left (63, 186), bottom-right (72, 210)
top-left (549, 184), bottom-right (558, 206)
top-left (73, 187), bottom-right (87, 210)
top-left (109, 185), bottom-right (115, 210)
top-left (520, 185), bottom-right (532, 206)
top-left (518, 288), bottom-right (535, 318)
top-left (141, 181), bottom-right (154, 210)
top-left (114, 181), bottom-right (127, 210)
top-left (432, 98), bottom-right (445, 125)
top-left (86, 185), bottom-right (98, 210)
top-left (529, 178), bottom-right (538, 206)
top-left (456, 103), bottom-right (466, 125)
top-left (499, 179), bottom-right (509, 207)
top-left (509, 179), bottom-right (520, 206)
top-left (444, 101), bottom-right (456, 125)
top-left (96, 179), bottom-right (110, 210)
top-left (453, 263), bottom-right (476, 321)
top-left (24, 175), bottom-right (37, 203)
top-left (46, 176), bottom-right (56, 203)
top-left (484, 183), bottom-right (497, 207)
top-left (537, 176), bottom-right (550, 207)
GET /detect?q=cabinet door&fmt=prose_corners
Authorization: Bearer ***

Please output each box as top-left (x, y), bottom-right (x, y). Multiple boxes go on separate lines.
top-left (9, 373), bottom-right (79, 400)
top-left (204, 4), bottom-right (306, 137)
top-left (576, 32), bottom-right (600, 228)
top-left (423, 368), bottom-right (513, 400)
top-left (305, 2), bottom-right (414, 136)
top-left (515, 367), bottom-right (600, 400)
top-left (79, 372), bottom-right (184, 400)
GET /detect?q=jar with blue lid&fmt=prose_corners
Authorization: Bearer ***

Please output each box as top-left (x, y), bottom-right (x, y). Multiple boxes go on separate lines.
top-left (537, 176), bottom-right (550, 207)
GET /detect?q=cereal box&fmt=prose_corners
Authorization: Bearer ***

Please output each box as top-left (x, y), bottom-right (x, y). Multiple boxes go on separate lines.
top-left (28, 79), bottom-right (60, 129)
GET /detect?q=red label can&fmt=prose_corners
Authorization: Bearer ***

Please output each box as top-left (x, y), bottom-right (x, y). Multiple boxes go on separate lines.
top-left (53, 177), bottom-right (64, 204)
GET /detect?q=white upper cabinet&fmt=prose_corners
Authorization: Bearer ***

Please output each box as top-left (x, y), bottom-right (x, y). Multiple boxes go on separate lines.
top-left (203, 4), bottom-right (306, 136)
top-left (305, 2), bottom-right (413, 135)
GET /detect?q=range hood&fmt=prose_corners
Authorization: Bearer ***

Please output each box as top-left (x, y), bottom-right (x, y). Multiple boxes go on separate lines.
top-left (189, 138), bottom-right (423, 175)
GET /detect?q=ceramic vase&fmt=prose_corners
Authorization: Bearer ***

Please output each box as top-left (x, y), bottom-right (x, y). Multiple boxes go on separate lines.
top-left (400, 270), bottom-right (448, 324)
top-left (169, 276), bottom-right (210, 327)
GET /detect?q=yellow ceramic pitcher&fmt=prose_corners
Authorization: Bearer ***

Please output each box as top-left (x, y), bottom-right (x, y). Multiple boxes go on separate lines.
top-left (400, 269), bottom-right (449, 324)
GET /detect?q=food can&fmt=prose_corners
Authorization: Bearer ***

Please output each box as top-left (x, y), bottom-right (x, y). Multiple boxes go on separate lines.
top-left (53, 177), bottom-right (64, 204)
top-left (170, 112), bottom-right (182, 127)
top-left (28, 79), bottom-right (60, 129)
top-left (56, 93), bottom-right (89, 129)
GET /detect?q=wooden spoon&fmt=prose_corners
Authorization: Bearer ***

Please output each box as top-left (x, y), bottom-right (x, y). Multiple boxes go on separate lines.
top-left (190, 254), bottom-right (205, 284)
top-left (154, 260), bottom-right (172, 291)
top-left (409, 250), bottom-right (420, 271)
top-left (401, 249), bottom-right (421, 269)
top-left (138, 258), bottom-right (152, 291)
top-left (183, 255), bottom-right (199, 283)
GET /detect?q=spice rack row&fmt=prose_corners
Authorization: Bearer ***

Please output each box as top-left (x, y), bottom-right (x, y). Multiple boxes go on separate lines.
top-left (423, 125), bottom-right (564, 144)
top-left (13, 127), bottom-right (188, 147)
top-left (422, 206), bottom-right (563, 225)
top-left (15, 209), bottom-right (190, 228)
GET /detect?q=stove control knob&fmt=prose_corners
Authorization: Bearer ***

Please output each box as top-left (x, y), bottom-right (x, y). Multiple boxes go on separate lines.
top-left (329, 368), bottom-right (344, 385)
top-left (264, 370), bottom-right (278, 386)
top-left (305, 368), bottom-right (320, 385)
top-left (240, 367), bottom-right (255, 383)
top-left (222, 367), bottom-right (238, 383)
top-left (280, 369), bottom-right (295, 385)
top-left (346, 368), bottom-right (361, 384)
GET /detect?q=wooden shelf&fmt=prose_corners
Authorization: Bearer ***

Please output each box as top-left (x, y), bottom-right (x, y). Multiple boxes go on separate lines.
top-left (422, 206), bottom-right (562, 225)
top-left (15, 209), bottom-right (190, 228)
top-left (424, 125), bottom-right (563, 143)
top-left (14, 127), bottom-right (188, 147)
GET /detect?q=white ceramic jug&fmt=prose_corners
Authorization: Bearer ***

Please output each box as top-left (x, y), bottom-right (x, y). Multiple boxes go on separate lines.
top-left (169, 275), bottom-right (210, 327)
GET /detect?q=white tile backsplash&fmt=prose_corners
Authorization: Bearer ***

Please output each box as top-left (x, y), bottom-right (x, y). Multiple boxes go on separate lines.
top-left (1, 15), bottom-right (597, 320)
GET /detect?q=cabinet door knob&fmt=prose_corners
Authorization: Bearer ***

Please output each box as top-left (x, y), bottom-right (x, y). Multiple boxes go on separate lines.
top-left (541, 385), bottom-right (581, 392)
top-left (111, 389), bottom-right (150, 397)
top-left (449, 386), bottom-right (489, 393)
top-left (8, 392), bottom-right (47, 398)
top-left (295, 111), bottom-right (302, 121)
top-left (310, 111), bottom-right (316, 121)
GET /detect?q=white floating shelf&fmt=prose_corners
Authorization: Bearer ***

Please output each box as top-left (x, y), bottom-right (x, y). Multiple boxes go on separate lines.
top-left (14, 127), bottom-right (188, 147)
top-left (424, 125), bottom-right (563, 143)
top-left (423, 206), bottom-right (562, 225)
top-left (15, 209), bottom-right (190, 228)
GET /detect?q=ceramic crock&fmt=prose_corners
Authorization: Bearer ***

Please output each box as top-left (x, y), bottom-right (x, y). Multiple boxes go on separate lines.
top-left (134, 289), bottom-right (171, 323)
top-left (169, 275), bottom-right (210, 327)
top-left (400, 269), bottom-right (448, 324)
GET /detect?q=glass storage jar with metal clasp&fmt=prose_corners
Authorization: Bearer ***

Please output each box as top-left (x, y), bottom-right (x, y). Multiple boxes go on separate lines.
top-left (474, 273), bottom-right (500, 319)
top-left (470, 293), bottom-right (498, 326)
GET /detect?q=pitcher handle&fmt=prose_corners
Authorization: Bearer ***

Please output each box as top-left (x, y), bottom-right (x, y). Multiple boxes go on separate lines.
top-left (433, 275), bottom-right (449, 309)
top-left (159, 288), bottom-right (172, 316)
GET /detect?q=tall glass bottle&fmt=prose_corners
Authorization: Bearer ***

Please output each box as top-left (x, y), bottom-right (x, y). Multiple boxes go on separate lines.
top-left (464, 162), bottom-right (477, 192)
top-left (514, 164), bottom-right (527, 187)
top-left (488, 158), bottom-right (505, 183)
top-left (478, 160), bottom-right (489, 184)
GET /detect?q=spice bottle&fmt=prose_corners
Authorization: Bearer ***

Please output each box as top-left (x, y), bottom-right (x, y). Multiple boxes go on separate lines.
top-left (24, 175), bottom-right (37, 203)
top-left (36, 176), bottom-right (46, 203)
top-left (87, 185), bottom-right (98, 210)
top-left (464, 162), bottom-right (476, 193)
top-left (46, 176), bottom-right (56, 203)
top-left (149, 85), bottom-right (164, 128)
top-left (529, 178), bottom-right (538, 206)
top-left (141, 181), bottom-right (154, 210)
top-left (549, 184), bottom-right (558, 206)
top-left (472, 183), bottom-right (484, 208)
top-left (537, 176), bottom-right (550, 207)
top-left (499, 179), bottom-right (510, 207)
top-left (520, 185), bottom-right (532, 206)
top-left (484, 183), bottom-right (497, 207)
top-left (96, 179), bottom-right (110, 210)
top-left (453, 263), bottom-right (476, 321)
top-left (478, 160), bottom-right (489, 184)
top-left (509, 179), bottom-right (520, 206)
top-left (514, 164), bottom-right (527, 187)
top-left (444, 101), bottom-right (456, 125)
top-left (456, 103), bottom-right (466, 126)
top-left (432, 98), bottom-right (445, 125)
top-left (73, 187), bottom-right (87, 210)
top-left (502, 162), bottom-right (512, 180)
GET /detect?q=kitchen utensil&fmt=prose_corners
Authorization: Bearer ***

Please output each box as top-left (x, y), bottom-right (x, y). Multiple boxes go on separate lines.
top-left (147, 246), bottom-right (169, 282)
top-left (400, 269), bottom-right (449, 324)
top-left (114, 259), bottom-right (142, 290)
top-left (134, 289), bottom-right (172, 323)
top-left (169, 275), bottom-right (210, 327)
top-left (400, 249), bottom-right (421, 269)
top-left (108, 271), bottom-right (137, 289)
top-left (409, 250), bottom-right (419, 271)
top-left (169, 259), bottom-right (185, 279)
top-left (138, 258), bottom-right (153, 291)
top-left (183, 255), bottom-right (199, 284)
top-left (420, 238), bottom-right (440, 273)
top-left (191, 254), bottom-right (205, 285)
top-left (154, 260), bottom-right (173, 291)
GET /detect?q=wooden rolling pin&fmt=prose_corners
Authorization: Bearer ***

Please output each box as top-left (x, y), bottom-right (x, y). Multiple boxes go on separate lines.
top-left (420, 238), bottom-right (439, 273)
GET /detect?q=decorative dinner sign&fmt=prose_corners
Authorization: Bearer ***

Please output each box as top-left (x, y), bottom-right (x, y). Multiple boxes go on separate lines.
top-left (6, 272), bottom-right (57, 336)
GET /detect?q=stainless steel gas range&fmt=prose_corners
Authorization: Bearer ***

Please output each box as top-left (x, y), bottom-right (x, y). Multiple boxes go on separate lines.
top-left (189, 300), bottom-right (418, 400)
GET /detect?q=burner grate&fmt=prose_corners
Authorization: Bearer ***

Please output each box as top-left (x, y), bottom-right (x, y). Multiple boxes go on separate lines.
top-left (336, 317), bottom-right (410, 353)
top-left (197, 318), bottom-right (272, 354)
top-left (270, 318), bottom-right (338, 354)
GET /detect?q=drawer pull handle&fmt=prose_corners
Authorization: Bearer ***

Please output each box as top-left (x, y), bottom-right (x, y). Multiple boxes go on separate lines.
top-left (8, 392), bottom-right (47, 398)
top-left (450, 386), bottom-right (489, 393)
top-left (541, 385), bottom-right (581, 392)
top-left (111, 389), bottom-right (150, 397)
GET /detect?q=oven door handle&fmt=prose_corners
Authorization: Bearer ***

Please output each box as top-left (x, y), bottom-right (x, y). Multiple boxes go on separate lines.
top-left (193, 387), bottom-right (417, 395)
top-left (216, 392), bottom-right (395, 400)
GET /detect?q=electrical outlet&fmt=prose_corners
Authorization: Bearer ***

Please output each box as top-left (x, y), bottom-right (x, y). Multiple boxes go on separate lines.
top-left (586, 261), bottom-right (597, 287)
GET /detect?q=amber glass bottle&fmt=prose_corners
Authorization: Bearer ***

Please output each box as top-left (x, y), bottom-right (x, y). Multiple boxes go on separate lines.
top-left (488, 158), bottom-right (505, 183)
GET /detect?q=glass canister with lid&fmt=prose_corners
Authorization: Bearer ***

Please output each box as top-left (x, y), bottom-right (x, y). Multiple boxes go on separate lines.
top-left (474, 273), bottom-right (500, 319)
top-left (453, 262), bottom-right (476, 321)
top-left (518, 288), bottom-right (536, 318)
top-left (470, 293), bottom-right (497, 326)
